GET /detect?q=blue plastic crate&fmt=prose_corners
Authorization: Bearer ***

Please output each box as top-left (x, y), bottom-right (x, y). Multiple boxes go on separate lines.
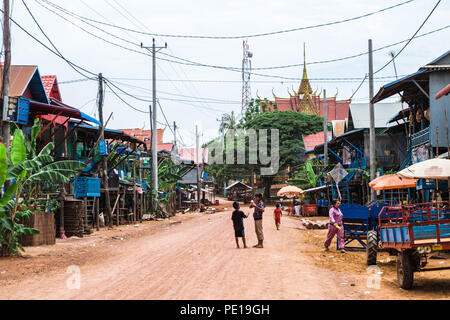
top-left (16, 97), bottom-right (30, 124)
top-left (99, 140), bottom-right (107, 156)
top-left (74, 177), bottom-right (101, 198)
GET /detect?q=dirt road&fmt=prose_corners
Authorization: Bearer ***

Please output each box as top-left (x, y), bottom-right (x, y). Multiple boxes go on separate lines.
top-left (0, 202), bottom-right (448, 299)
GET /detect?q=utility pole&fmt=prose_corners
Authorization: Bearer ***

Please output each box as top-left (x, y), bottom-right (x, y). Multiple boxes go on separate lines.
top-left (368, 39), bottom-right (376, 201)
top-left (1, 0), bottom-right (11, 144)
top-left (97, 73), bottom-right (113, 227)
top-left (173, 121), bottom-right (178, 161)
top-left (323, 89), bottom-right (328, 166)
top-left (141, 39), bottom-right (167, 215)
top-left (196, 124), bottom-right (201, 210)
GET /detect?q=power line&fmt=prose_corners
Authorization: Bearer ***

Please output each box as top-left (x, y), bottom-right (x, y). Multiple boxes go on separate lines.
top-left (104, 79), bottom-right (242, 103)
top-left (349, 0), bottom-right (442, 100)
top-left (156, 100), bottom-right (174, 136)
top-left (159, 23), bottom-right (450, 71)
top-left (8, 6), bottom-right (229, 127)
top-left (374, 0), bottom-right (442, 75)
top-left (39, 0), bottom-right (415, 39)
top-left (34, 0), bottom-right (449, 81)
top-left (19, 0), bottom-right (97, 80)
top-left (59, 75), bottom-right (408, 84)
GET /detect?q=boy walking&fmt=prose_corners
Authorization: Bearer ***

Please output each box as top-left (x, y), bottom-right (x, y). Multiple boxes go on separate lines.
top-left (231, 201), bottom-right (249, 248)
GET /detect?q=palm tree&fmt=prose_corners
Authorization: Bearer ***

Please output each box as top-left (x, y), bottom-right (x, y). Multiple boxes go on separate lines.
top-left (218, 111), bottom-right (238, 135)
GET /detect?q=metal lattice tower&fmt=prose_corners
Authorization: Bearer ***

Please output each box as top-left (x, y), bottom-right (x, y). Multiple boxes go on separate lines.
top-left (241, 40), bottom-right (252, 112)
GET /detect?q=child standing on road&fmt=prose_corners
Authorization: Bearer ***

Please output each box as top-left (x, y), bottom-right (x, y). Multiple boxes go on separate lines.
top-left (231, 201), bottom-right (249, 248)
top-left (274, 203), bottom-right (282, 230)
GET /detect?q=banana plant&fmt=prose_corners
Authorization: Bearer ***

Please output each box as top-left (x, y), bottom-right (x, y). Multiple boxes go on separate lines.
top-left (146, 158), bottom-right (190, 217)
top-left (0, 126), bottom-right (86, 255)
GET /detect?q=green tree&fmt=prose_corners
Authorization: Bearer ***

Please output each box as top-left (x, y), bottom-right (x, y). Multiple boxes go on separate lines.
top-left (247, 110), bottom-right (323, 198)
top-left (207, 110), bottom-right (323, 199)
top-left (218, 111), bottom-right (238, 135)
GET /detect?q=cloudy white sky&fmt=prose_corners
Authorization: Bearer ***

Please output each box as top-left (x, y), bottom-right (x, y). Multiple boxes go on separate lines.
top-left (8, 0), bottom-right (450, 147)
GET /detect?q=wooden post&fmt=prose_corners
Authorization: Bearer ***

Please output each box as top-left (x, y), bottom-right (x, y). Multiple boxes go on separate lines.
top-left (59, 200), bottom-right (65, 237)
top-left (84, 197), bottom-right (88, 232)
top-left (133, 160), bottom-right (137, 222)
top-left (95, 197), bottom-right (99, 231)
top-left (97, 73), bottom-right (113, 227)
top-left (1, 0), bottom-right (11, 144)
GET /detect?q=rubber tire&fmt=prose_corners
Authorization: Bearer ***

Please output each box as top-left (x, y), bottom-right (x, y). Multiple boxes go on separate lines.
top-left (411, 251), bottom-right (422, 272)
top-left (397, 252), bottom-right (414, 290)
top-left (366, 230), bottom-right (378, 266)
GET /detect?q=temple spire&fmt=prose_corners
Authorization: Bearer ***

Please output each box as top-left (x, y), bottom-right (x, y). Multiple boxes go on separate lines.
top-left (298, 43), bottom-right (312, 95)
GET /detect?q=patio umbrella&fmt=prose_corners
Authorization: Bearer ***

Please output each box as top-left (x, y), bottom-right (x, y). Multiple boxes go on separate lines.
top-left (277, 185), bottom-right (303, 197)
top-left (369, 174), bottom-right (417, 190)
top-left (397, 158), bottom-right (450, 180)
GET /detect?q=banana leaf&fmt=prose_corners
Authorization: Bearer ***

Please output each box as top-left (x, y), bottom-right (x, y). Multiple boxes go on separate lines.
top-left (0, 181), bottom-right (17, 208)
top-left (27, 171), bottom-right (72, 184)
top-left (38, 142), bottom-right (55, 157)
top-left (11, 130), bottom-right (26, 165)
top-left (40, 160), bottom-right (86, 172)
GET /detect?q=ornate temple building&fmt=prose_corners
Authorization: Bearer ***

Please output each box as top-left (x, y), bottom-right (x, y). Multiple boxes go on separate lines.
top-left (258, 46), bottom-right (351, 122)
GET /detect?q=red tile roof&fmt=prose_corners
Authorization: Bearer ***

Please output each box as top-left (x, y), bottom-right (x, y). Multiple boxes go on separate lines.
top-left (274, 98), bottom-right (295, 111)
top-left (158, 143), bottom-right (173, 152)
top-left (178, 147), bottom-right (208, 164)
top-left (302, 131), bottom-right (332, 151)
top-left (317, 98), bottom-right (350, 121)
top-left (120, 128), bottom-right (165, 150)
top-left (41, 75), bottom-right (62, 101)
top-left (265, 95), bottom-right (350, 121)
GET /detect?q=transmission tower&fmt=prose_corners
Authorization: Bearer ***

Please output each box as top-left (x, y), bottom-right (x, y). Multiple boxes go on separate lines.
top-left (241, 40), bottom-right (252, 112)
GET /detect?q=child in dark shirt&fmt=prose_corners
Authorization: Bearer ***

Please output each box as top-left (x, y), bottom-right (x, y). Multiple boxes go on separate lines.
top-left (231, 201), bottom-right (249, 248)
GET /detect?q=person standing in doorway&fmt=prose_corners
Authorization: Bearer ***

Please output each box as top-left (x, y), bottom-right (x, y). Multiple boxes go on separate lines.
top-left (250, 193), bottom-right (265, 248)
top-left (324, 199), bottom-right (346, 253)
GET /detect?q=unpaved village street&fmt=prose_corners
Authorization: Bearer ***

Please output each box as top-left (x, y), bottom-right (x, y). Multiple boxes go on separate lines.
top-left (1, 201), bottom-right (449, 300)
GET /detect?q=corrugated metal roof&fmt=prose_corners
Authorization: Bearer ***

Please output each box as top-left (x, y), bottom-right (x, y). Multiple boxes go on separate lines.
top-left (0, 65), bottom-right (36, 96)
top-left (349, 102), bottom-right (404, 128)
top-left (0, 65), bottom-right (48, 103)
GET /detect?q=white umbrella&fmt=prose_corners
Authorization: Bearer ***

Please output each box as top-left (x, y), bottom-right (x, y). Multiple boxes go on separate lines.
top-left (398, 158), bottom-right (450, 180)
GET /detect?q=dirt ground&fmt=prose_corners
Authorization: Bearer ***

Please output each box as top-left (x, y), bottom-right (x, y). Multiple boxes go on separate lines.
top-left (0, 199), bottom-right (449, 300)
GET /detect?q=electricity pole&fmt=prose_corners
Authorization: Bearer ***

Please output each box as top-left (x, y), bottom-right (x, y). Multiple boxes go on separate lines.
top-left (173, 121), bottom-right (177, 153)
top-left (1, 0), bottom-right (11, 144)
top-left (141, 39), bottom-right (167, 214)
top-left (196, 124), bottom-right (201, 210)
top-left (368, 39), bottom-right (376, 201)
top-left (97, 73), bottom-right (113, 227)
top-left (323, 89), bottom-right (328, 166)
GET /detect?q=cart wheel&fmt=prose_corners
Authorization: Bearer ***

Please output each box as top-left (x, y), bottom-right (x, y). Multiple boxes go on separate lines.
top-left (366, 230), bottom-right (378, 266)
top-left (411, 251), bottom-right (422, 272)
top-left (397, 252), bottom-right (414, 290)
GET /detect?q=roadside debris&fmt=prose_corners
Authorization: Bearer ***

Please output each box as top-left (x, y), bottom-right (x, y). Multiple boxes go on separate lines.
top-left (301, 219), bottom-right (329, 230)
